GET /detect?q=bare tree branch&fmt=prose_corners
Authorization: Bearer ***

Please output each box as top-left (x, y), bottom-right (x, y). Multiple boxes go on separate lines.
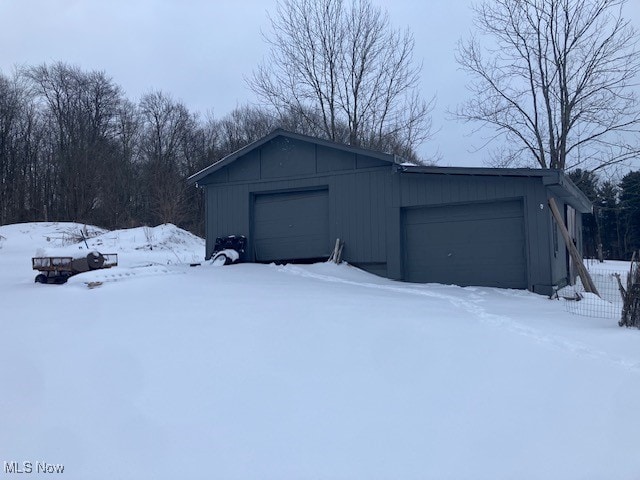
top-left (247, 0), bottom-right (435, 162)
top-left (454, 0), bottom-right (640, 172)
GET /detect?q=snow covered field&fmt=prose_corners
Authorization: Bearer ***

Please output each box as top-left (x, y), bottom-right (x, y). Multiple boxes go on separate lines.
top-left (1, 222), bottom-right (640, 479)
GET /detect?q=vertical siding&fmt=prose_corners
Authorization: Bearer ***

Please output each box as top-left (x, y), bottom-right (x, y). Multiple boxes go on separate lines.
top-left (360, 173), bottom-right (370, 258)
top-left (205, 186), bottom-right (215, 259)
top-left (374, 171), bottom-right (387, 260)
top-left (205, 184), bottom-right (251, 259)
top-left (549, 197), bottom-right (570, 286)
top-left (387, 173), bottom-right (403, 279)
top-left (331, 170), bottom-right (390, 264)
top-left (202, 143), bottom-right (572, 293)
top-left (349, 173), bottom-right (360, 257)
top-left (260, 137), bottom-right (316, 178)
top-left (207, 168), bottom-right (391, 265)
top-left (328, 174), bottom-right (338, 250)
top-left (523, 180), bottom-right (554, 294)
top-left (331, 173), bottom-right (345, 256)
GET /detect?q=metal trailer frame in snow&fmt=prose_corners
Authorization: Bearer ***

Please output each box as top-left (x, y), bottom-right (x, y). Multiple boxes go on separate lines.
top-left (188, 129), bottom-right (592, 296)
top-left (32, 253), bottom-right (118, 284)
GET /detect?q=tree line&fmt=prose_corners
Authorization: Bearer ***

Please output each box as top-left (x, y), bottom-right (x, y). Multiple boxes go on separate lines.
top-left (0, 61), bottom-right (426, 236)
top-left (2, 0), bottom-right (638, 250)
top-left (0, 62), bottom-right (224, 234)
top-left (0, 0), bottom-right (434, 236)
top-left (569, 169), bottom-right (640, 260)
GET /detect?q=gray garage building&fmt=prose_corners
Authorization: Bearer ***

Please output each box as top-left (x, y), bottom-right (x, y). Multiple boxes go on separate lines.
top-left (187, 129), bottom-right (591, 295)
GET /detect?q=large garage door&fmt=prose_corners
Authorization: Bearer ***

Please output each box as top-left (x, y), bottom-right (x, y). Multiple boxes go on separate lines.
top-left (403, 200), bottom-right (527, 288)
top-left (253, 189), bottom-right (330, 262)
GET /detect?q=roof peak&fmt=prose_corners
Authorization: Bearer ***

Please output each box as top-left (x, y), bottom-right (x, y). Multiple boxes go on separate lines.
top-left (187, 129), bottom-right (398, 185)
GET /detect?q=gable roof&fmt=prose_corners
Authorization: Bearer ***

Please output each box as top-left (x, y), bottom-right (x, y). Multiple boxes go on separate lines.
top-left (187, 128), bottom-right (399, 186)
top-left (186, 129), bottom-right (591, 213)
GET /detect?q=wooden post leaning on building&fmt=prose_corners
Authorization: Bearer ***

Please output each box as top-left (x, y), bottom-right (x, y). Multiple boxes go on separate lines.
top-left (329, 238), bottom-right (345, 264)
top-left (548, 197), bottom-right (600, 297)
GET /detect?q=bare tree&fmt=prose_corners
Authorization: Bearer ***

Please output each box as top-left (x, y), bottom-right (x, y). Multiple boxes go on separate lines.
top-left (139, 91), bottom-right (196, 225)
top-left (215, 105), bottom-right (278, 154)
top-left (26, 62), bottom-right (123, 222)
top-left (249, 0), bottom-right (434, 161)
top-left (455, 0), bottom-right (640, 172)
top-left (95, 99), bottom-right (140, 228)
top-left (0, 72), bottom-right (26, 224)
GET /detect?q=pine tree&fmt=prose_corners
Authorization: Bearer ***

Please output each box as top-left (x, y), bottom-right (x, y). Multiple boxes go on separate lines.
top-left (597, 181), bottom-right (622, 260)
top-left (568, 169), bottom-right (600, 258)
top-left (619, 171), bottom-right (640, 259)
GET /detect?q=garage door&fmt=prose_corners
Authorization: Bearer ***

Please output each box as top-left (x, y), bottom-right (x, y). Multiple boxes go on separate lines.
top-left (253, 189), bottom-right (330, 262)
top-left (403, 200), bottom-right (527, 288)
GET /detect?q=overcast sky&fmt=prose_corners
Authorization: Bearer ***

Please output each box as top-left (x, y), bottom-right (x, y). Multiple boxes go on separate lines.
top-left (1, 0), bottom-right (639, 169)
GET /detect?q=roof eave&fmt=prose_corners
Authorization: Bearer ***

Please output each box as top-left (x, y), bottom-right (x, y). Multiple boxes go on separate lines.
top-left (397, 165), bottom-right (556, 178)
top-left (543, 171), bottom-right (593, 213)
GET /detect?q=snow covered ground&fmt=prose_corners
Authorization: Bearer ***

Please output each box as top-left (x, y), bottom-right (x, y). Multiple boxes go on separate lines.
top-left (1, 222), bottom-right (640, 479)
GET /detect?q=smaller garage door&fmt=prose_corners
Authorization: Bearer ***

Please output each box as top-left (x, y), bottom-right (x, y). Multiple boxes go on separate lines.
top-left (403, 200), bottom-right (527, 288)
top-left (253, 189), bottom-right (330, 262)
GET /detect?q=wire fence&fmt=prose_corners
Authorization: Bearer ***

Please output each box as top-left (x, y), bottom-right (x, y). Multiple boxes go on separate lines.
top-left (558, 260), bottom-right (627, 320)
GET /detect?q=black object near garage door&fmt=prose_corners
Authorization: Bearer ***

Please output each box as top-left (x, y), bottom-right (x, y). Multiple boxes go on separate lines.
top-left (253, 189), bottom-right (330, 262)
top-left (403, 200), bottom-right (527, 288)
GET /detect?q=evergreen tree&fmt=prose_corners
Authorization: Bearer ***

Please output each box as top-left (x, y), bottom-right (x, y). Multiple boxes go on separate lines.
top-left (568, 169), bottom-right (599, 258)
top-left (619, 171), bottom-right (640, 258)
top-left (596, 181), bottom-right (622, 260)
